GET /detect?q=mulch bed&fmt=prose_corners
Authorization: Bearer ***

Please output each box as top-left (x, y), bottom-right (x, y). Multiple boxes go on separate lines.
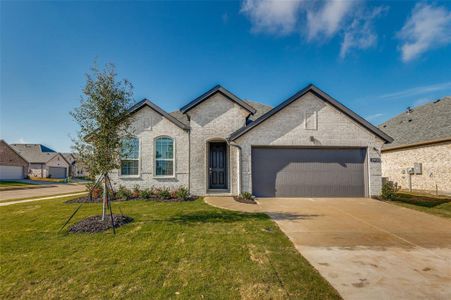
top-left (65, 195), bottom-right (197, 204)
top-left (68, 215), bottom-right (133, 233)
top-left (233, 196), bottom-right (257, 204)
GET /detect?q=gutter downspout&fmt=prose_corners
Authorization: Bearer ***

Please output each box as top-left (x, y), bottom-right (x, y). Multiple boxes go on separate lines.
top-left (227, 140), bottom-right (241, 196)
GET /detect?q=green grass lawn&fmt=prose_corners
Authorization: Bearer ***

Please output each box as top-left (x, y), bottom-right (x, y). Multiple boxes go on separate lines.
top-left (0, 181), bottom-right (32, 186)
top-left (390, 191), bottom-right (451, 219)
top-left (0, 197), bottom-right (340, 299)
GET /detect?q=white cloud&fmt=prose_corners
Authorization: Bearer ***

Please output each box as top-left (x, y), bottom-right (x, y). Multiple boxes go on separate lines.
top-left (340, 6), bottom-right (388, 58)
top-left (17, 137), bottom-right (27, 144)
top-left (240, 0), bottom-right (387, 57)
top-left (380, 81), bottom-right (451, 100)
top-left (398, 3), bottom-right (451, 62)
top-left (240, 0), bottom-right (304, 35)
top-left (306, 0), bottom-right (355, 40)
top-left (365, 113), bottom-right (384, 121)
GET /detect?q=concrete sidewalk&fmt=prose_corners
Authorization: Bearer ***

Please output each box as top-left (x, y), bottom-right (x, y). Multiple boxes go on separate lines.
top-left (0, 184), bottom-right (86, 202)
top-left (0, 192), bottom-right (88, 206)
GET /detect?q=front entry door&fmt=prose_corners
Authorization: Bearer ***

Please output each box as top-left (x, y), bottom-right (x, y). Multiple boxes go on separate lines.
top-left (209, 142), bottom-right (227, 189)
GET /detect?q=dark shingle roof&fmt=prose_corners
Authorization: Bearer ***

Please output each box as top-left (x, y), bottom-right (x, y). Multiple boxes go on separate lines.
top-left (245, 100), bottom-right (272, 121)
top-left (10, 144), bottom-right (58, 163)
top-left (378, 96), bottom-right (451, 149)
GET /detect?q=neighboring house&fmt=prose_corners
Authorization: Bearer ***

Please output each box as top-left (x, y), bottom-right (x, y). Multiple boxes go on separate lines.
top-left (0, 140), bottom-right (29, 180)
top-left (379, 97), bottom-right (451, 194)
top-left (10, 144), bottom-right (70, 179)
top-left (109, 84), bottom-right (392, 198)
top-left (62, 153), bottom-right (90, 178)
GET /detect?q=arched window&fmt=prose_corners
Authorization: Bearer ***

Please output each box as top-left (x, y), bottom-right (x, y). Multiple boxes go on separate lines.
top-left (120, 137), bottom-right (139, 176)
top-left (155, 136), bottom-right (174, 176)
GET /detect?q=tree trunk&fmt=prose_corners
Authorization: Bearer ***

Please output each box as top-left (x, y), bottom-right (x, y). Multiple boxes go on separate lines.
top-left (102, 174), bottom-right (107, 221)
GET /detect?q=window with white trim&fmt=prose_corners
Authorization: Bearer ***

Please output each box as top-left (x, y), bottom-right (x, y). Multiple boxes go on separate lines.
top-left (155, 137), bottom-right (174, 176)
top-left (120, 138), bottom-right (139, 176)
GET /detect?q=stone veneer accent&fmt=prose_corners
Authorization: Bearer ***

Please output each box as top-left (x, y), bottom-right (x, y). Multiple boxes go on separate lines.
top-left (235, 92), bottom-right (385, 197)
top-left (381, 141), bottom-right (451, 194)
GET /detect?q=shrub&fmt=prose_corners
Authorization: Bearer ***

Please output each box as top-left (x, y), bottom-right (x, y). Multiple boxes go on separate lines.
top-left (140, 188), bottom-right (153, 199)
top-left (175, 186), bottom-right (190, 200)
top-left (86, 182), bottom-right (102, 199)
top-left (240, 192), bottom-right (253, 200)
top-left (132, 185), bottom-right (141, 198)
top-left (381, 181), bottom-right (400, 200)
top-left (116, 185), bottom-right (132, 200)
top-left (158, 187), bottom-right (171, 200)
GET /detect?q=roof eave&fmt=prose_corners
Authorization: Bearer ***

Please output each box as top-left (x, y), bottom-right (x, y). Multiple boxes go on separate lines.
top-left (230, 84), bottom-right (394, 143)
top-left (180, 85), bottom-right (257, 115)
top-left (129, 99), bottom-right (190, 131)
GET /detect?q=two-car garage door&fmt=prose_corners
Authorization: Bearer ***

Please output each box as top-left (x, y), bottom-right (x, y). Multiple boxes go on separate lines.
top-left (251, 147), bottom-right (367, 197)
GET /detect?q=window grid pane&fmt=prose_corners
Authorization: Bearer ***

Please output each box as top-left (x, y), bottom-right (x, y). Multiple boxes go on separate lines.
top-left (121, 160), bottom-right (139, 176)
top-left (121, 138), bottom-right (139, 159)
top-left (156, 160), bottom-right (173, 176)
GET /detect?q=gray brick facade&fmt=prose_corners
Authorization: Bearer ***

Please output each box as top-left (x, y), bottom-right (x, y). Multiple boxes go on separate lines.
top-left (111, 86), bottom-right (388, 197)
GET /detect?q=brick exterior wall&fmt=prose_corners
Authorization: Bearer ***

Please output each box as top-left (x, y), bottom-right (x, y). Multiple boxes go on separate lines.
top-left (0, 140), bottom-right (28, 178)
top-left (111, 91), bottom-right (386, 197)
top-left (186, 93), bottom-right (249, 195)
top-left (381, 141), bottom-right (451, 194)
top-left (109, 106), bottom-right (190, 190)
top-left (235, 92), bottom-right (385, 197)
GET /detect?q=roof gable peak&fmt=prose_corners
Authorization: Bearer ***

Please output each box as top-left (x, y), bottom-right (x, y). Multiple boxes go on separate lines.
top-left (180, 85), bottom-right (256, 114)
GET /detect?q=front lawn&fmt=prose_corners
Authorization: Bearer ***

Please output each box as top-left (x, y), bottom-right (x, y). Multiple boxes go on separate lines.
top-left (0, 197), bottom-right (340, 299)
top-left (0, 181), bottom-right (37, 190)
top-left (390, 192), bottom-right (451, 219)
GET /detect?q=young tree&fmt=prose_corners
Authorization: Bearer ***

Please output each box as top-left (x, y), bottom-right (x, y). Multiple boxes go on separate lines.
top-left (72, 63), bottom-right (133, 220)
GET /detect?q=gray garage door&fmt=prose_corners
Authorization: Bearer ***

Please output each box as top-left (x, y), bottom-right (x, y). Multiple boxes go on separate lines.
top-left (252, 147), bottom-right (367, 197)
top-left (49, 167), bottom-right (67, 179)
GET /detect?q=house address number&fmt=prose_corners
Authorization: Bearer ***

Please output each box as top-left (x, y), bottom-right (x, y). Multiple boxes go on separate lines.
top-left (370, 158), bottom-right (381, 163)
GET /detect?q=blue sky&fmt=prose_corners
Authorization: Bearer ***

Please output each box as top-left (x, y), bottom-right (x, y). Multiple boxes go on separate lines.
top-left (1, 0), bottom-right (451, 152)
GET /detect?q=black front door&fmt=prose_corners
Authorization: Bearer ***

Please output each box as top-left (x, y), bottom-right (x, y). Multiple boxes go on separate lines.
top-left (209, 142), bottom-right (227, 189)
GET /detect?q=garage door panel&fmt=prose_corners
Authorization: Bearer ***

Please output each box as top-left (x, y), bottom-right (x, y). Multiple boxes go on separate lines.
top-left (252, 147), bottom-right (366, 197)
top-left (0, 165), bottom-right (24, 180)
top-left (49, 167), bottom-right (67, 179)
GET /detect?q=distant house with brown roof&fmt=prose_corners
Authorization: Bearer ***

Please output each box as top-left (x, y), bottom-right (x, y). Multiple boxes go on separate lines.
top-left (0, 140), bottom-right (29, 180)
top-left (379, 96), bottom-right (451, 194)
top-left (10, 144), bottom-right (70, 179)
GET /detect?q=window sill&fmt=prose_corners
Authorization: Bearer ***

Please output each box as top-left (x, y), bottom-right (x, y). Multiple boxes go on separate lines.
top-left (153, 175), bottom-right (176, 179)
top-left (119, 175), bottom-right (141, 179)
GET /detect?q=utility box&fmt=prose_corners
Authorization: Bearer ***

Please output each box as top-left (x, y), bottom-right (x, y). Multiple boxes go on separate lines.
top-left (414, 163), bottom-right (422, 175)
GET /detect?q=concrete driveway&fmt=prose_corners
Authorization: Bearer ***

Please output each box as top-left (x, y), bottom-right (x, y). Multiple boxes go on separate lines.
top-left (257, 197), bottom-right (451, 300)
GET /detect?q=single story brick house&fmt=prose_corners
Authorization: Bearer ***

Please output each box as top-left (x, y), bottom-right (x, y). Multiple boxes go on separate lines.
top-left (0, 140), bottom-right (29, 180)
top-left (110, 84), bottom-right (393, 197)
top-left (379, 97), bottom-right (451, 195)
top-left (11, 144), bottom-right (70, 179)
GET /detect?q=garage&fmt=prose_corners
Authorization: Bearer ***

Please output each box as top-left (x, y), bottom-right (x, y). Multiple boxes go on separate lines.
top-left (49, 167), bottom-right (67, 179)
top-left (251, 147), bottom-right (367, 197)
top-left (0, 165), bottom-right (25, 180)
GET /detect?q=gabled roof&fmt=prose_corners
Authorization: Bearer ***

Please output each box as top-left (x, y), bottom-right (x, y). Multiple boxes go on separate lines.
top-left (0, 140), bottom-right (29, 164)
top-left (10, 144), bottom-right (60, 163)
top-left (62, 153), bottom-right (76, 164)
top-left (128, 99), bottom-right (190, 130)
top-left (180, 85), bottom-right (257, 115)
top-left (379, 96), bottom-right (451, 149)
top-left (229, 84), bottom-right (393, 143)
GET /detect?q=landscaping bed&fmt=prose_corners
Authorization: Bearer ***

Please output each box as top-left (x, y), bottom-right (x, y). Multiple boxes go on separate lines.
top-left (68, 214), bottom-right (133, 233)
top-left (65, 185), bottom-right (196, 203)
top-left (393, 192), bottom-right (450, 207)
